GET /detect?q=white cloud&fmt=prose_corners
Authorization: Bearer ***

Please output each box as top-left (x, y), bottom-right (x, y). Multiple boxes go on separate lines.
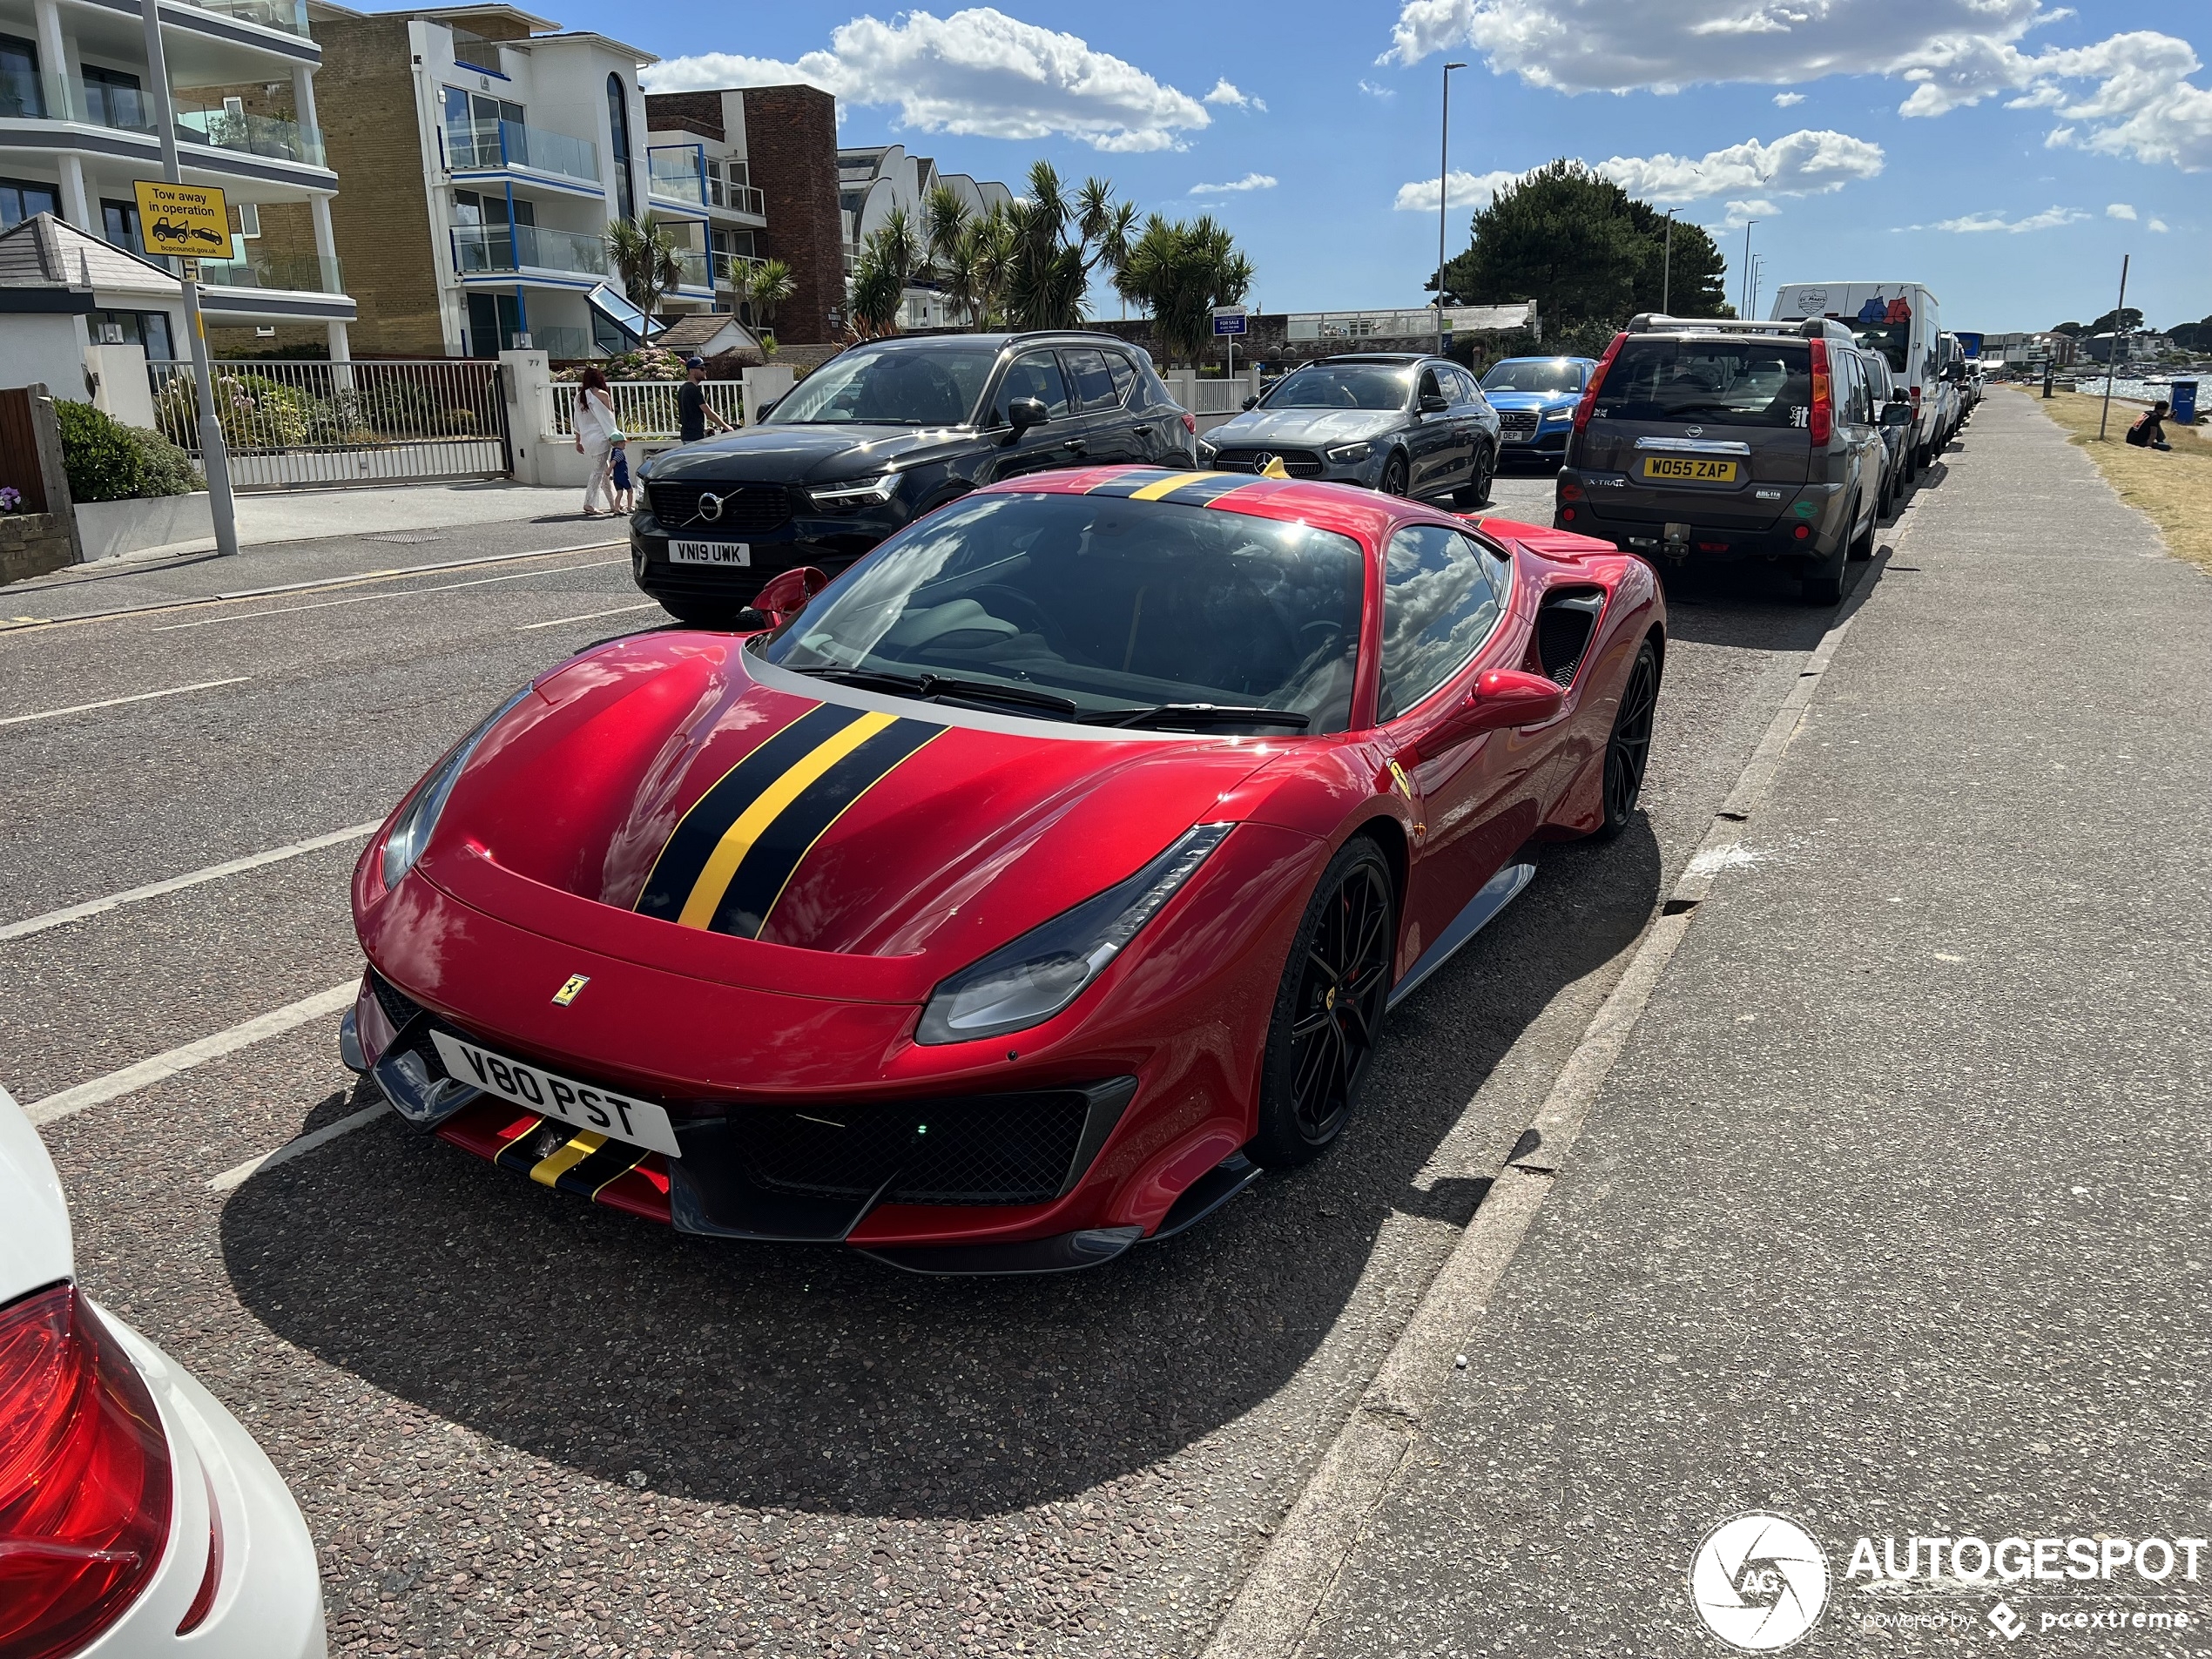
top-left (1393, 167), bottom-right (1534, 212)
top-left (644, 8), bottom-right (1210, 153)
top-left (1358, 78), bottom-right (1398, 100)
top-left (1773, 91), bottom-right (1805, 106)
top-left (2107, 202), bottom-right (2137, 219)
top-left (1595, 129), bottom-right (1885, 203)
top-left (1204, 78), bottom-right (1265, 111)
top-left (1378, 2), bottom-right (2212, 172)
top-left (1905, 205), bottom-right (2089, 232)
top-left (1190, 172), bottom-right (1277, 193)
top-left (1722, 199), bottom-right (1778, 227)
top-left (2148, 217), bottom-right (2170, 232)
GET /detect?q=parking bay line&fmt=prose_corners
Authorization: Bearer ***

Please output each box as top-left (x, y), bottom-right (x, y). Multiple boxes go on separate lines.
top-left (150, 557), bottom-right (631, 631)
top-left (210, 1101), bottom-right (389, 1193)
top-left (517, 601), bottom-right (660, 631)
top-left (24, 981), bottom-right (357, 1130)
top-left (1201, 546), bottom-right (1903, 1659)
top-left (0, 821), bottom-right (381, 944)
top-left (0, 676), bottom-right (251, 728)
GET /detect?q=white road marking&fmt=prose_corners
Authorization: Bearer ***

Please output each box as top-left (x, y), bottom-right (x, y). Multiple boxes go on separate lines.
top-left (0, 676), bottom-right (251, 728)
top-left (25, 981), bottom-right (358, 1129)
top-left (151, 557), bottom-right (629, 631)
top-left (517, 602), bottom-right (660, 631)
top-left (0, 821), bottom-right (381, 943)
top-left (209, 1101), bottom-right (390, 1192)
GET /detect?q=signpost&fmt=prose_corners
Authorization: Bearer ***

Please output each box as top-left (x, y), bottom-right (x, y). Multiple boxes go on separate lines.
top-left (133, 0), bottom-right (238, 557)
top-left (1212, 305), bottom-right (1247, 385)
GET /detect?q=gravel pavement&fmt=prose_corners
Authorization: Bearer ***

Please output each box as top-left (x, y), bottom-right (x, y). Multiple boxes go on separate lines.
top-left (1298, 394), bottom-right (2212, 1655)
top-left (4, 466), bottom-right (1906, 1656)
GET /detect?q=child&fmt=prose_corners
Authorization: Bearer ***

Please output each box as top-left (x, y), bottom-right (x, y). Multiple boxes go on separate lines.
top-left (609, 434), bottom-right (635, 511)
top-left (2125, 401), bottom-right (2172, 451)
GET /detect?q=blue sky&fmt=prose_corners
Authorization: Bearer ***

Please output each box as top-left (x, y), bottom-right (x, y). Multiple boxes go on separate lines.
top-left (596, 0), bottom-right (2209, 334)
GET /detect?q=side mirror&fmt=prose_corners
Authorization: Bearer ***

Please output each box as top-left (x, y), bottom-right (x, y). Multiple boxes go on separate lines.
top-left (1428, 667), bottom-right (1565, 748)
top-left (1881, 402), bottom-right (1914, 428)
top-left (1007, 396), bottom-right (1049, 438)
top-left (752, 565), bottom-right (828, 628)
top-left (755, 397), bottom-right (779, 421)
top-left (1418, 393), bottom-right (1450, 415)
top-left (1241, 395), bottom-right (1258, 411)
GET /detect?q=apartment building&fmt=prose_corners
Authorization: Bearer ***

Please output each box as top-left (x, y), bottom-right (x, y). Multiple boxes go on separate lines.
top-left (642, 83), bottom-right (842, 346)
top-left (839, 143), bottom-right (1012, 331)
top-left (0, 0), bottom-right (356, 356)
top-left (307, 2), bottom-right (713, 359)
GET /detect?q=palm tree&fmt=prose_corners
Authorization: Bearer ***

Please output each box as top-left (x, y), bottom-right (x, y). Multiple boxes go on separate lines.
top-left (850, 206), bottom-right (922, 338)
top-left (1116, 213), bottom-right (1255, 363)
top-left (995, 162), bottom-right (1135, 331)
top-left (604, 214), bottom-right (685, 334)
top-left (745, 259), bottom-right (795, 339)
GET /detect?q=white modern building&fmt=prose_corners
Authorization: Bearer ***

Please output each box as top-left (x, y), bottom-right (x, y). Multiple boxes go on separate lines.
top-left (639, 85), bottom-right (767, 323)
top-left (0, 0), bottom-right (357, 355)
top-left (307, 2), bottom-right (714, 359)
top-left (838, 143), bottom-right (1011, 331)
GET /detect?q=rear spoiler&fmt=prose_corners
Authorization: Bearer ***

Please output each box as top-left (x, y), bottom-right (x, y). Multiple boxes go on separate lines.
top-left (1626, 313), bottom-right (1831, 341)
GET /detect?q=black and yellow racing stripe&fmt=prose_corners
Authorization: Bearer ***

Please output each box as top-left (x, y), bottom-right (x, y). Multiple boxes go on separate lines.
top-left (1082, 469), bottom-right (1268, 509)
top-left (637, 701), bottom-right (941, 938)
top-left (495, 1117), bottom-right (656, 1197)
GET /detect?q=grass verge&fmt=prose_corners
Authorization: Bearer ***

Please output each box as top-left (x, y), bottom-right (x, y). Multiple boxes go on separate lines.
top-left (2018, 388), bottom-right (2212, 575)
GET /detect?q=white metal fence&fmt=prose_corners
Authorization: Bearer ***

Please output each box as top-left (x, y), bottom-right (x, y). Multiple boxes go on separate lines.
top-left (146, 357), bottom-right (509, 489)
top-left (549, 380), bottom-right (744, 440)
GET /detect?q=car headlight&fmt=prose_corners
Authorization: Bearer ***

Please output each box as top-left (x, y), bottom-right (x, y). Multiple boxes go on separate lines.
top-left (915, 824), bottom-right (1232, 1044)
top-left (1325, 442), bottom-right (1371, 463)
top-left (1540, 407), bottom-right (1570, 423)
top-left (809, 472), bottom-right (899, 509)
top-left (380, 686), bottom-right (535, 888)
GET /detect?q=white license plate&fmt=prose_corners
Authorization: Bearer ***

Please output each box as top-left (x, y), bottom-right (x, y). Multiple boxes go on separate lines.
top-left (430, 1032), bottom-right (680, 1158)
top-left (669, 539), bottom-right (751, 566)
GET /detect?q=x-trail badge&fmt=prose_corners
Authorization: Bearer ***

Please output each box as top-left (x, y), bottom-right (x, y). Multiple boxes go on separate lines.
top-left (552, 974), bottom-right (590, 1007)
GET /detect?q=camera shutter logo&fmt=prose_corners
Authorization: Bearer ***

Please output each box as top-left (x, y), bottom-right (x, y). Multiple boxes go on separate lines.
top-left (1689, 1513), bottom-right (1829, 1650)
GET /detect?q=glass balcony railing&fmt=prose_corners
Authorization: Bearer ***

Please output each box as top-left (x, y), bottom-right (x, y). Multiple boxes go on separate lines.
top-left (196, 250), bottom-right (345, 293)
top-left (174, 105), bottom-right (324, 166)
top-left (445, 118), bottom-right (599, 185)
top-left (646, 152), bottom-right (704, 206)
top-left (671, 246), bottom-right (710, 289)
top-left (184, 0), bottom-right (313, 37)
top-left (712, 251), bottom-right (765, 289)
top-left (465, 324), bottom-right (589, 360)
top-left (451, 222), bottom-right (610, 278)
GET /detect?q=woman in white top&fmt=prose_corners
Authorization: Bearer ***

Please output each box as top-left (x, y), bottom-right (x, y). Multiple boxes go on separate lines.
top-left (572, 366), bottom-right (621, 516)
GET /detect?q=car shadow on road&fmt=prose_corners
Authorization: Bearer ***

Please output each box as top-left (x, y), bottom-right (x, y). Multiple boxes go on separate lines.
top-left (1642, 552), bottom-right (1885, 650)
top-left (217, 824), bottom-right (1665, 1520)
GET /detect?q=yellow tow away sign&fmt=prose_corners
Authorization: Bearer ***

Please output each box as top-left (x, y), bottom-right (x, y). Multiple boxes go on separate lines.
top-left (132, 179), bottom-right (231, 261)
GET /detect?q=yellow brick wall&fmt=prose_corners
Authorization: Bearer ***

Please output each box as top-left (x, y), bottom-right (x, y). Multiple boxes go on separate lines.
top-left (309, 14), bottom-right (449, 357)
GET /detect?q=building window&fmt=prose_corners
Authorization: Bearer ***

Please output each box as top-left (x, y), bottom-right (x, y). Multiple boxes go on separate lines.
top-left (605, 73), bottom-right (633, 221)
top-left (101, 198), bottom-right (144, 254)
top-left (82, 65), bottom-right (146, 130)
top-left (1, 35), bottom-right (44, 120)
top-left (1, 176), bottom-right (58, 228)
top-left (89, 308), bottom-right (175, 361)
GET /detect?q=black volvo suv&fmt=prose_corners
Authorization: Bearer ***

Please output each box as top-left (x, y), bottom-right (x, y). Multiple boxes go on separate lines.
top-left (631, 331), bottom-right (1197, 624)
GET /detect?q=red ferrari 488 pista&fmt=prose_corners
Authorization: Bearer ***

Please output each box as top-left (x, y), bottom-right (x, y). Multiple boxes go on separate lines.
top-left (343, 467), bottom-right (1662, 1272)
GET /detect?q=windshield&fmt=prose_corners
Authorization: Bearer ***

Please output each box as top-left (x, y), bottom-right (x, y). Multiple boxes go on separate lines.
top-left (1480, 359), bottom-right (1585, 395)
top-left (761, 492), bottom-right (1365, 734)
top-left (1263, 364), bottom-right (1411, 412)
top-left (766, 345), bottom-right (999, 427)
top-left (1595, 339), bottom-right (1811, 428)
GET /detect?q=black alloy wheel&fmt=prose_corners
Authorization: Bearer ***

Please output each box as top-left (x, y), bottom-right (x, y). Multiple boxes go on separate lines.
top-left (1379, 455), bottom-right (1409, 497)
top-left (1249, 837), bottom-right (1397, 1168)
top-left (1595, 638), bottom-right (1659, 840)
top-left (1454, 443), bottom-right (1495, 509)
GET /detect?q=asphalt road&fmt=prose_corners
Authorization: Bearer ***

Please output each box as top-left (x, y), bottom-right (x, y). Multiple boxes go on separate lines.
top-left (5, 467), bottom-right (1901, 1656)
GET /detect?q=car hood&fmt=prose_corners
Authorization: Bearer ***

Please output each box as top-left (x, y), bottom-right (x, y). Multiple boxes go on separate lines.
top-left (1482, 390), bottom-right (1576, 414)
top-left (415, 635), bottom-right (1285, 975)
top-left (646, 423), bottom-right (981, 486)
top-left (1206, 408), bottom-right (1405, 448)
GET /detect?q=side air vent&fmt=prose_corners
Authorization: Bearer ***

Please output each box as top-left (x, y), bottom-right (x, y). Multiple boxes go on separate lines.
top-left (1533, 589), bottom-right (1606, 686)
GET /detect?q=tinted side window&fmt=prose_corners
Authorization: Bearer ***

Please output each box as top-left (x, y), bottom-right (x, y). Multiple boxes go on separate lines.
top-left (1418, 367), bottom-right (1444, 403)
top-left (1062, 347), bottom-right (1121, 413)
top-left (1379, 526), bottom-right (1505, 722)
top-left (1105, 351), bottom-right (1137, 405)
top-left (995, 350), bottom-right (1073, 421)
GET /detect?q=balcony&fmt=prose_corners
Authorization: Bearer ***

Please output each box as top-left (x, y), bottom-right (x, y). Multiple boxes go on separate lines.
top-left (445, 118), bottom-right (600, 186)
top-left (174, 102), bottom-right (324, 166)
top-left (181, 0), bottom-right (313, 38)
top-left (671, 246), bottom-right (710, 290)
top-left (712, 250), bottom-right (765, 290)
top-left (451, 222), bottom-right (610, 280)
top-left (645, 145), bottom-right (766, 216)
top-left (197, 250), bottom-right (346, 293)
top-left (464, 324), bottom-right (590, 360)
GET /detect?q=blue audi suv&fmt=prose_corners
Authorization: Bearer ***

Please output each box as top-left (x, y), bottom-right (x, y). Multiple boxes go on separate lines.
top-left (1479, 355), bottom-right (1597, 469)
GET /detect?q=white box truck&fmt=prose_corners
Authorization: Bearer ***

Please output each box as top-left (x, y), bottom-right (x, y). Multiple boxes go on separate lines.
top-left (1770, 283), bottom-right (1959, 476)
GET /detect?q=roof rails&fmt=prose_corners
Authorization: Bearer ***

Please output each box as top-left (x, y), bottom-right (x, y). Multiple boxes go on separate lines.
top-left (1625, 313), bottom-right (1831, 341)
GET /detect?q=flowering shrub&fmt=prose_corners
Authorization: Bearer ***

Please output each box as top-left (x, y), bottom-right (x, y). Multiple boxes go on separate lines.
top-left (554, 346), bottom-right (687, 382)
top-left (0, 486), bottom-right (21, 514)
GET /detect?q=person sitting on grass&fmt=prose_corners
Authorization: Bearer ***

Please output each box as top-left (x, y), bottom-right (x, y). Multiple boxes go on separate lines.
top-left (2125, 400), bottom-right (2172, 451)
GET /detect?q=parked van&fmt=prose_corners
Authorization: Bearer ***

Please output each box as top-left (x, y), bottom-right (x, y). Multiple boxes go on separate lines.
top-left (1770, 283), bottom-right (1946, 476)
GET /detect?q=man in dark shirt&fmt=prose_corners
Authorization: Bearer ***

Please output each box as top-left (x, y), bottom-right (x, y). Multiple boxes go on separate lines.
top-left (2125, 399), bottom-right (2171, 450)
top-left (678, 356), bottom-right (733, 444)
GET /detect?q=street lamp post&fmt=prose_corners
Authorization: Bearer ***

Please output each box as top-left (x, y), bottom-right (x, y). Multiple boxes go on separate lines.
top-left (1436, 60), bottom-right (1466, 355)
top-left (1739, 220), bottom-right (1758, 317)
top-left (1662, 210), bottom-right (1673, 315)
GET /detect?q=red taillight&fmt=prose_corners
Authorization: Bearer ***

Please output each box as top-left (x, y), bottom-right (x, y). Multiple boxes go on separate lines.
top-left (1561, 507), bottom-right (1576, 522)
top-left (1572, 333), bottom-right (1625, 433)
top-left (0, 1285), bottom-right (172, 1659)
top-left (1808, 337), bottom-right (1832, 448)
top-left (1909, 384), bottom-right (1922, 417)
top-left (1180, 412), bottom-right (1197, 435)
top-left (1792, 524), bottom-right (1811, 540)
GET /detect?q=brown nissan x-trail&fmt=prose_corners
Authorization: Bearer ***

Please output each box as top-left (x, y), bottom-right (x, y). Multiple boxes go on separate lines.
top-left (1553, 314), bottom-right (1892, 604)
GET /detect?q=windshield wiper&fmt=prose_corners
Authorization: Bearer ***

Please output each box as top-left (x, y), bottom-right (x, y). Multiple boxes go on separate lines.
top-left (791, 665), bottom-right (1079, 719)
top-left (1086, 703), bottom-right (1312, 732)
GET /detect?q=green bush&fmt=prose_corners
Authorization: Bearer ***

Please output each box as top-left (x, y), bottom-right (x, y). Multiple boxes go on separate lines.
top-left (56, 401), bottom-right (205, 502)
